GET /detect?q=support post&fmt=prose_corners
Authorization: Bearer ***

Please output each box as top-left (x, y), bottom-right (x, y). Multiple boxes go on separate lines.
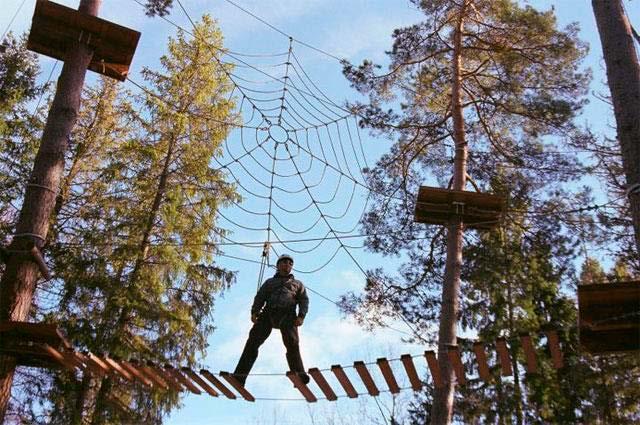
top-left (0, 1), bottom-right (103, 420)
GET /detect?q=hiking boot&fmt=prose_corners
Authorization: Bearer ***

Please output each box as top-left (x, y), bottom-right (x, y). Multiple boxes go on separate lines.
top-left (290, 371), bottom-right (311, 387)
top-left (233, 373), bottom-right (246, 387)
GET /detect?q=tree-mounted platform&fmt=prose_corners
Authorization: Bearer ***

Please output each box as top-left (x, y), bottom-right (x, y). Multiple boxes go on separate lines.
top-left (0, 321), bottom-right (72, 368)
top-left (414, 186), bottom-right (505, 229)
top-left (26, 0), bottom-right (140, 81)
top-left (578, 281), bottom-right (640, 354)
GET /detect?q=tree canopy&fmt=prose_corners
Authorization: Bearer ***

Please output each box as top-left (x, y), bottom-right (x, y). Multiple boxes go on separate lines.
top-left (2, 16), bottom-right (239, 423)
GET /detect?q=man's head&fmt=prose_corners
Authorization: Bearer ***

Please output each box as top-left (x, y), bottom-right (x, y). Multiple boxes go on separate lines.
top-left (276, 254), bottom-right (294, 275)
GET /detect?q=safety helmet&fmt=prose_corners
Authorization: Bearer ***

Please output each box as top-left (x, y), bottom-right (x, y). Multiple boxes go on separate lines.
top-left (277, 253), bottom-right (294, 264)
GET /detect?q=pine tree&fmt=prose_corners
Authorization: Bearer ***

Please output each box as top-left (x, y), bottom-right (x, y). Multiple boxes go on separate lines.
top-left (10, 15), bottom-right (238, 423)
top-left (342, 1), bottom-right (589, 422)
top-left (0, 32), bottom-right (51, 424)
top-left (591, 0), bottom-right (640, 253)
top-left (0, 0), bottom-right (102, 419)
top-left (0, 33), bottom-right (47, 242)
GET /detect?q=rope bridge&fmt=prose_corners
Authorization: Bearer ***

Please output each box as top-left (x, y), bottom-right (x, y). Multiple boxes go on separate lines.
top-left (1, 321), bottom-right (565, 403)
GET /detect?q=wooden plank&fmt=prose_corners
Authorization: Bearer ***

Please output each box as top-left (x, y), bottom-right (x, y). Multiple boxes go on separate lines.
top-left (424, 351), bottom-right (443, 388)
top-left (0, 321), bottom-right (71, 349)
top-left (376, 358), bottom-right (400, 394)
top-left (75, 352), bottom-right (106, 376)
top-left (520, 334), bottom-right (538, 374)
top-left (472, 343), bottom-right (491, 382)
top-left (287, 371), bottom-right (317, 402)
top-left (148, 362), bottom-right (182, 392)
top-left (164, 365), bottom-right (201, 395)
top-left (354, 361), bottom-right (379, 396)
top-left (220, 371), bottom-right (255, 402)
top-left (446, 346), bottom-right (466, 385)
top-left (308, 368), bottom-right (337, 401)
top-left (41, 344), bottom-right (76, 372)
top-left (181, 368), bottom-right (219, 397)
top-left (103, 355), bottom-right (133, 381)
top-left (62, 350), bottom-right (86, 371)
top-left (132, 360), bottom-right (168, 389)
top-left (495, 338), bottom-right (513, 376)
top-left (331, 365), bottom-right (358, 398)
top-left (400, 354), bottom-right (422, 391)
top-left (200, 369), bottom-right (236, 399)
top-left (85, 352), bottom-right (111, 374)
top-left (119, 360), bottom-right (153, 387)
top-left (70, 352), bottom-right (90, 372)
top-left (545, 330), bottom-right (564, 369)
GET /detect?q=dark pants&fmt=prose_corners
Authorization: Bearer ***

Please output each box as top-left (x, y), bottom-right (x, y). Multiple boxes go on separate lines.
top-left (234, 313), bottom-right (306, 385)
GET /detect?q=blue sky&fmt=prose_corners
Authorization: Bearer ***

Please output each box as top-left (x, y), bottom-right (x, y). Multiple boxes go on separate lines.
top-left (2, 1), bottom-right (639, 424)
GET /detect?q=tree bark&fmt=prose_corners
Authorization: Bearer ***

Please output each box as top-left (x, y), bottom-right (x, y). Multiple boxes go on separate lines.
top-left (431, 3), bottom-right (468, 424)
top-left (506, 279), bottom-right (523, 425)
top-left (592, 0), bottom-right (640, 253)
top-left (0, 0), bottom-right (102, 421)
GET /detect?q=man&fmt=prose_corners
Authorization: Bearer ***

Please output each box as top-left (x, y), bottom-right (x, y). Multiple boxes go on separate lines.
top-left (233, 254), bottom-right (310, 386)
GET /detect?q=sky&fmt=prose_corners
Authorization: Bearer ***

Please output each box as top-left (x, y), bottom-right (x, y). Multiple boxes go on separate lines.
top-left (1, 1), bottom-right (639, 424)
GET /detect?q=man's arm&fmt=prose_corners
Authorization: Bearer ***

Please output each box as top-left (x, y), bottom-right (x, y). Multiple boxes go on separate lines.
top-left (296, 282), bottom-right (309, 319)
top-left (251, 281), bottom-right (269, 320)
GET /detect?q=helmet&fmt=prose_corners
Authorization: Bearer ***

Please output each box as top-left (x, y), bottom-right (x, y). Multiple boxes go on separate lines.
top-left (277, 253), bottom-right (294, 264)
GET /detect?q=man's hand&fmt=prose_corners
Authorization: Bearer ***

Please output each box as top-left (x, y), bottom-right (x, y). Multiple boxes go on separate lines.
top-left (251, 313), bottom-right (258, 323)
top-left (294, 317), bottom-right (304, 327)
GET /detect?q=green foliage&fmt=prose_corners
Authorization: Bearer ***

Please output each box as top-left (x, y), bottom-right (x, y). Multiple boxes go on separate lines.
top-left (143, 0), bottom-right (174, 17)
top-left (341, 0), bottom-right (590, 348)
top-left (7, 16), bottom-right (239, 423)
top-left (340, 0), bottom-right (635, 423)
top-left (0, 33), bottom-right (48, 241)
top-left (0, 33), bottom-right (41, 121)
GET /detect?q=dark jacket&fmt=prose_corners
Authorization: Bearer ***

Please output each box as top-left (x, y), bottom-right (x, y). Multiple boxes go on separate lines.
top-left (251, 273), bottom-right (309, 321)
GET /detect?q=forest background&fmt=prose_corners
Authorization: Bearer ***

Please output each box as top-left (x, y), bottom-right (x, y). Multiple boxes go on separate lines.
top-left (0, 0), bottom-right (638, 424)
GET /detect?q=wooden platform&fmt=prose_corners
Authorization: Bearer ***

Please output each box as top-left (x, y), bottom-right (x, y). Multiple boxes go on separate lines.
top-left (414, 186), bottom-right (505, 229)
top-left (578, 281), bottom-right (640, 353)
top-left (0, 321), bottom-right (72, 368)
top-left (27, 0), bottom-right (140, 81)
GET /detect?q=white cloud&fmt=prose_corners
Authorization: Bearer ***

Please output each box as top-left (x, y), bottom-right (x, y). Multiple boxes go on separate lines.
top-left (318, 15), bottom-right (402, 62)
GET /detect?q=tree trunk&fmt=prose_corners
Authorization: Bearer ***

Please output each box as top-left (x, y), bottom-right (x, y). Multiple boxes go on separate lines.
top-left (106, 131), bottom-right (177, 347)
top-left (592, 0), bottom-right (640, 252)
top-left (89, 132), bottom-right (176, 423)
top-left (52, 96), bottom-right (114, 425)
top-left (494, 370), bottom-right (504, 425)
top-left (0, 1), bottom-right (102, 421)
top-left (89, 377), bottom-right (112, 425)
top-left (431, 3), bottom-right (468, 424)
top-left (506, 280), bottom-right (523, 425)
top-left (71, 374), bottom-right (103, 425)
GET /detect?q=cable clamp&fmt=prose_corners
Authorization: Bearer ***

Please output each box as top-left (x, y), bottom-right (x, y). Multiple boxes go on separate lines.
top-left (626, 182), bottom-right (640, 197)
top-left (451, 201), bottom-right (466, 215)
top-left (261, 242), bottom-right (270, 257)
